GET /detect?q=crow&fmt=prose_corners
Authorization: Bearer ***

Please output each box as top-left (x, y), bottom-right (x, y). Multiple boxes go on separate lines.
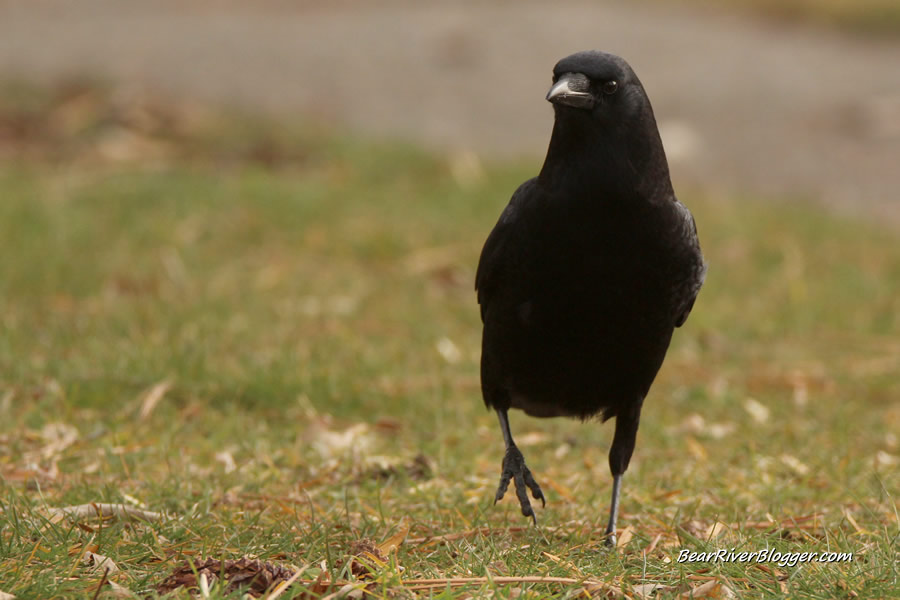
top-left (475, 50), bottom-right (706, 546)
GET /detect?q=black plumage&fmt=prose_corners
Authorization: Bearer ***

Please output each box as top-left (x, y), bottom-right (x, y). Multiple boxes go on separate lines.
top-left (475, 50), bottom-right (706, 544)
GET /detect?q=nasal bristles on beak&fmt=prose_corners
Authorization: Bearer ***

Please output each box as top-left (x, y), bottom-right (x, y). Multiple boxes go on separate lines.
top-left (546, 73), bottom-right (594, 110)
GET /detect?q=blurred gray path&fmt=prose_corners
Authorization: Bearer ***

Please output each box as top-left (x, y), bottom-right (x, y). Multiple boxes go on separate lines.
top-left (2, 0), bottom-right (900, 225)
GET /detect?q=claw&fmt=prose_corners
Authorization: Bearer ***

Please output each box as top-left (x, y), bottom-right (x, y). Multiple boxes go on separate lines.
top-left (494, 445), bottom-right (545, 524)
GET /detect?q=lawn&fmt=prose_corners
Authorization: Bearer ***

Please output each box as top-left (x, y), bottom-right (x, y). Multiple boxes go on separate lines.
top-left (0, 86), bottom-right (897, 598)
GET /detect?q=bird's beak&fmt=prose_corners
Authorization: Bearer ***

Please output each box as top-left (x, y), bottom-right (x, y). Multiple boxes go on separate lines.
top-left (546, 73), bottom-right (594, 109)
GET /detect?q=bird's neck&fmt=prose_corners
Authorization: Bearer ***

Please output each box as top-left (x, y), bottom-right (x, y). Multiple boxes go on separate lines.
top-left (538, 116), bottom-right (673, 205)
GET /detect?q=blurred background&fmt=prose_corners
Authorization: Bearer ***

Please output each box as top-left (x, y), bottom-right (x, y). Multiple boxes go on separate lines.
top-left (1, 2), bottom-right (898, 598)
top-left (2, 0), bottom-right (899, 223)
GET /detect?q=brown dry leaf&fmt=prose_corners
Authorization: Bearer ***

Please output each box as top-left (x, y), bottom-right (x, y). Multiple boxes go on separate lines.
top-left (680, 520), bottom-right (707, 539)
top-left (378, 517), bottom-right (412, 555)
top-left (337, 539), bottom-right (389, 579)
top-left (310, 423), bottom-right (373, 459)
top-left (676, 580), bottom-right (736, 599)
top-left (138, 380), bottom-right (172, 420)
top-left (516, 432), bottom-right (549, 447)
top-left (374, 417), bottom-right (402, 433)
top-left (631, 583), bottom-right (671, 599)
top-left (685, 436), bottom-right (708, 461)
top-left (581, 580), bottom-right (626, 599)
top-left (643, 533), bottom-right (663, 555)
top-left (106, 581), bottom-right (137, 598)
top-left (155, 557), bottom-right (297, 598)
top-left (743, 398), bottom-right (770, 424)
top-left (83, 550), bottom-right (119, 574)
top-left (0, 591), bottom-right (16, 600)
top-left (264, 565), bottom-right (309, 600)
top-left (38, 422), bottom-right (79, 460)
top-left (704, 522), bottom-right (729, 540)
top-left (616, 526), bottom-right (634, 548)
top-left (780, 454), bottom-right (810, 476)
top-left (215, 450), bottom-right (237, 474)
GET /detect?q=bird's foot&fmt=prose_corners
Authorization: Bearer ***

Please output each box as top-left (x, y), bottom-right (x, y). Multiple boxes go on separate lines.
top-left (494, 445), bottom-right (545, 524)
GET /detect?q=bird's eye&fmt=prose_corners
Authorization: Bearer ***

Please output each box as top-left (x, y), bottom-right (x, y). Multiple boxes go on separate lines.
top-left (602, 80), bottom-right (619, 95)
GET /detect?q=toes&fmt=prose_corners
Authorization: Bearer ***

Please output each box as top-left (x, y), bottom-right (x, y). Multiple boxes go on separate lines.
top-left (494, 470), bottom-right (512, 504)
top-left (513, 471), bottom-right (535, 520)
top-left (523, 470), bottom-right (546, 507)
top-left (494, 446), bottom-right (544, 523)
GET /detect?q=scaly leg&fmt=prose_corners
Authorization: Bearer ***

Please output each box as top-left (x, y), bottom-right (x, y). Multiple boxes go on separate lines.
top-left (605, 401), bottom-right (643, 547)
top-left (494, 409), bottom-right (546, 524)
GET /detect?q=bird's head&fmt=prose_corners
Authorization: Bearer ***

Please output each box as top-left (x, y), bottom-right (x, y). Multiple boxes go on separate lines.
top-left (540, 50), bottom-right (670, 196)
top-left (546, 50), bottom-right (647, 126)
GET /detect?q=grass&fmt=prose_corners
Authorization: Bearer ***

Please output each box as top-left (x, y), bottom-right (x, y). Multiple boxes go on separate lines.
top-left (0, 87), bottom-right (898, 598)
top-left (674, 0), bottom-right (900, 35)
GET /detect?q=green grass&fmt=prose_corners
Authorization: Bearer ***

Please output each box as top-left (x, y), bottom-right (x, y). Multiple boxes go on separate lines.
top-left (0, 115), bottom-right (898, 598)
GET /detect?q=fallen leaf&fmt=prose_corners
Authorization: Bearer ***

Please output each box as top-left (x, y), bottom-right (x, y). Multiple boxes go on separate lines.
top-left (47, 503), bottom-right (163, 523)
top-left (215, 450), bottom-right (237, 474)
top-left (155, 557), bottom-right (297, 598)
top-left (83, 551), bottom-right (118, 573)
top-left (38, 422), bottom-right (79, 459)
top-left (616, 526), bottom-right (634, 548)
top-left (704, 522), bottom-right (729, 540)
top-left (875, 451), bottom-right (898, 467)
top-left (310, 423), bottom-right (373, 459)
top-left (632, 582), bottom-right (671, 599)
top-left (340, 539), bottom-right (389, 579)
top-left (436, 337), bottom-right (462, 364)
top-left (743, 398), bottom-right (770, 424)
top-left (780, 454), bottom-right (810, 475)
top-left (677, 580), bottom-right (736, 599)
top-left (685, 436), bottom-right (708, 461)
top-left (516, 432), bottom-right (549, 447)
top-left (378, 517), bottom-right (412, 555)
top-left (105, 582), bottom-right (136, 599)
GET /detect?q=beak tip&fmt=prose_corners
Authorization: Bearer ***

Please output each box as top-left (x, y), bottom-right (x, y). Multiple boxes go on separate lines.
top-left (546, 73), bottom-right (593, 109)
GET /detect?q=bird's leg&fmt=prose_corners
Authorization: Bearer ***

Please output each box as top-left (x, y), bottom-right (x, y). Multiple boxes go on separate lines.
top-left (605, 402), bottom-right (642, 547)
top-left (605, 473), bottom-right (623, 547)
top-left (494, 408), bottom-right (546, 524)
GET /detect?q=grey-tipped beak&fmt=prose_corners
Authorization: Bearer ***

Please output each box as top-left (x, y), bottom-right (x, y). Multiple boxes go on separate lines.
top-left (546, 73), bottom-right (594, 109)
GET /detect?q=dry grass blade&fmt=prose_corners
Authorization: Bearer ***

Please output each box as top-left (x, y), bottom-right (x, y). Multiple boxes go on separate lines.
top-left (541, 551), bottom-right (583, 576)
top-left (138, 380), bottom-right (172, 420)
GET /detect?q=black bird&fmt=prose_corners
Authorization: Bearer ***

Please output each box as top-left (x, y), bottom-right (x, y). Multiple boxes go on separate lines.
top-left (475, 50), bottom-right (706, 545)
